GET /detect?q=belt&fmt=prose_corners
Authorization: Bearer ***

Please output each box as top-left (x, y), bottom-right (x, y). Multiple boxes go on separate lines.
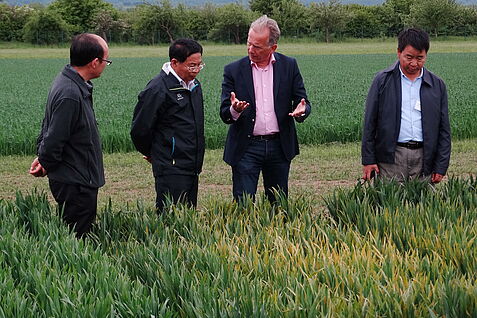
top-left (397, 141), bottom-right (423, 149)
top-left (250, 133), bottom-right (279, 141)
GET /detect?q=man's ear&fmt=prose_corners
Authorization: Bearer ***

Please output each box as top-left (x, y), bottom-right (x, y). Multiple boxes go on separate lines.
top-left (90, 57), bottom-right (100, 69)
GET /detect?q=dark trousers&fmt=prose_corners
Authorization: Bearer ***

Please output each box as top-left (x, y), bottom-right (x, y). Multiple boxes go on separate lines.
top-left (232, 138), bottom-right (290, 203)
top-left (48, 179), bottom-right (98, 238)
top-left (155, 174), bottom-right (199, 213)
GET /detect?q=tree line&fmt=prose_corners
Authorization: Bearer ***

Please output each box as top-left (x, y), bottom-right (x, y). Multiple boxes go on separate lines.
top-left (0, 0), bottom-right (476, 45)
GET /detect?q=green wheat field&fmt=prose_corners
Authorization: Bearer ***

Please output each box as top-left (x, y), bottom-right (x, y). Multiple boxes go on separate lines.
top-left (0, 42), bottom-right (476, 316)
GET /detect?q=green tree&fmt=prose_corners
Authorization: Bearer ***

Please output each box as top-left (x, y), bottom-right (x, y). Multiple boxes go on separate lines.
top-left (407, 0), bottom-right (458, 37)
top-left (382, 0), bottom-right (413, 36)
top-left (48, 0), bottom-right (114, 33)
top-left (270, 0), bottom-right (307, 37)
top-left (23, 9), bottom-right (69, 44)
top-left (209, 4), bottom-right (256, 44)
top-left (131, 0), bottom-right (183, 44)
top-left (344, 5), bottom-right (384, 38)
top-left (0, 4), bottom-right (34, 41)
top-left (309, 0), bottom-right (348, 43)
top-left (181, 3), bottom-right (218, 40)
top-left (249, 0), bottom-right (281, 16)
top-left (450, 4), bottom-right (477, 36)
top-left (92, 9), bottom-right (130, 42)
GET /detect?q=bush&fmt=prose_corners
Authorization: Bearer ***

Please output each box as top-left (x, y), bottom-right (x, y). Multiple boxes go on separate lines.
top-left (23, 9), bottom-right (70, 45)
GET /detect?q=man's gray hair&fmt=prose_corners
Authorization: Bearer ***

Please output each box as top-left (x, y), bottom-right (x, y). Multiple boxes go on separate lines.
top-left (250, 15), bottom-right (280, 46)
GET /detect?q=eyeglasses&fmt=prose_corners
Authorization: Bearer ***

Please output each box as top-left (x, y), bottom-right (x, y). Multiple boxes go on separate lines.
top-left (186, 63), bottom-right (205, 72)
top-left (98, 57), bottom-right (112, 66)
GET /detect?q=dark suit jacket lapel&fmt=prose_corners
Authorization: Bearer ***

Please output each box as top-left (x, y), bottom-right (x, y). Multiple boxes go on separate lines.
top-left (393, 62), bottom-right (402, 139)
top-left (272, 53), bottom-right (281, 102)
top-left (240, 58), bottom-right (255, 106)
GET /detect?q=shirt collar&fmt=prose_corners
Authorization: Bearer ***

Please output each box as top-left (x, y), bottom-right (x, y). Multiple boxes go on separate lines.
top-left (250, 53), bottom-right (276, 69)
top-left (162, 62), bottom-right (195, 90)
top-left (399, 65), bottom-right (424, 81)
top-left (64, 64), bottom-right (93, 95)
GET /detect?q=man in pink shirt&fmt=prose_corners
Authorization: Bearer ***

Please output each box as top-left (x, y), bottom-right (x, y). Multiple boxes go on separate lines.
top-left (220, 15), bottom-right (311, 204)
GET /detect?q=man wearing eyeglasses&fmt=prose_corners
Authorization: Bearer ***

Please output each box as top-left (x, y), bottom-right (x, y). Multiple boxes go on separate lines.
top-left (131, 38), bottom-right (205, 213)
top-left (220, 16), bottom-right (311, 204)
top-left (29, 33), bottom-right (110, 238)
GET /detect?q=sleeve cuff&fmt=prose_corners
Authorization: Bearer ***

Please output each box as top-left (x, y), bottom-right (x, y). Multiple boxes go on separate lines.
top-left (230, 106), bottom-right (241, 121)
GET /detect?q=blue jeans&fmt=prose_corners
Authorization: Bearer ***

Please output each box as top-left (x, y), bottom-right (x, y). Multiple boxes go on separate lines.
top-left (232, 138), bottom-right (290, 203)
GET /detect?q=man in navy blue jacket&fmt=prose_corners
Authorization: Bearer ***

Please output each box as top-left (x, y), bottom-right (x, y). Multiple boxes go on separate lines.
top-left (220, 16), bottom-right (311, 204)
top-left (362, 28), bottom-right (451, 183)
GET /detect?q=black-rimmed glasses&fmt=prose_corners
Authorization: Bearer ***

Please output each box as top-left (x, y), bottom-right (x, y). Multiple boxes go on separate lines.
top-left (98, 57), bottom-right (112, 66)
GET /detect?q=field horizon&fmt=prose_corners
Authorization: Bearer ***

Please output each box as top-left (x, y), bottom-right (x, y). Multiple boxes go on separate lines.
top-left (2, 37), bottom-right (477, 59)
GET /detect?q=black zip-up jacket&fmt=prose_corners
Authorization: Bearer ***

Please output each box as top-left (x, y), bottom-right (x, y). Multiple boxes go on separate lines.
top-left (37, 65), bottom-right (105, 188)
top-left (131, 70), bottom-right (205, 177)
top-left (362, 61), bottom-right (451, 176)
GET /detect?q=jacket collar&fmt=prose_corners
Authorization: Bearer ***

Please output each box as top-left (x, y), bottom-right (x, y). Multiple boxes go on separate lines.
top-left (62, 64), bottom-right (93, 98)
top-left (160, 69), bottom-right (199, 91)
top-left (387, 60), bottom-right (433, 87)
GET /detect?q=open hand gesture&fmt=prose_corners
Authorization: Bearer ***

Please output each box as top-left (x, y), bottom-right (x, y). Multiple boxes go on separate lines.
top-left (289, 98), bottom-right (307, 117)
top-left (230, 92), bottom-right (249, 113)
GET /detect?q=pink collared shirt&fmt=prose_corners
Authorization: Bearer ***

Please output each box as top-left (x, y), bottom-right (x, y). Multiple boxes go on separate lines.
top-left (230, 54), bottom-right (279, 135)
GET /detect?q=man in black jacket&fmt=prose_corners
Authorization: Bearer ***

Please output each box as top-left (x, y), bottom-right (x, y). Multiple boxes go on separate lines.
top-left (362, 28), bottom-right (451, 183)
top-left (131, 39), bottom-right (205, 213)
top-left (30, 33), bottom-right (111, 238)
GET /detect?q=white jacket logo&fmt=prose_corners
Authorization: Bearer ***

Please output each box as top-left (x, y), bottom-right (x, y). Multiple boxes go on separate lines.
top-left (176, 93), bottom-right (184, 101)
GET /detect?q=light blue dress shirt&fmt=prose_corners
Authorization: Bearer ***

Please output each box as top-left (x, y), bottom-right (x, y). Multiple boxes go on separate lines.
top-left (398, 67), bottom-right (423, 142)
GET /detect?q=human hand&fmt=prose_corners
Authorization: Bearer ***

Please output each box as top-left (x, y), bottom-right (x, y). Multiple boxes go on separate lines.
top-left (431, 173), bottom-right (444, 183)
top-left (143, 156), bottom-right (152, 164)
top-left (289, 98), bottom-right (307, 117)
top-left (362, 164), bottom-right (379, 181)
top-left (230, 92), bottom-right (249, 113)
top-left (29, 157), bottom-right (47, 177)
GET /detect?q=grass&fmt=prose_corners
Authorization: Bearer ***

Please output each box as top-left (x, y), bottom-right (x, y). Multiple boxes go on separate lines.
top-left (1, 52), bottom-right (477, 155)
top-left (0, 163), bottom-right (476, 316)
top-left (1, 139), bottom-right (476, 210)
top-left (1, 38), bottom-right (477, 59)
top-left (1, 41), bottom-right (477, 316)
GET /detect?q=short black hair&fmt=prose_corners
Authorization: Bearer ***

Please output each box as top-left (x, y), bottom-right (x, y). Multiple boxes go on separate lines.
top-left (398, 28), bottom-right (430, 53)
top-left (70, 33), bottom-right (104, 67)
top-left (169, 38), bottom-right (203, 63)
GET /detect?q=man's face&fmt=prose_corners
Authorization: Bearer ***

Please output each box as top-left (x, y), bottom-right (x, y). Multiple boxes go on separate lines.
top-left (91, 36), bottom-right (109, 79)
top-left (247, 28), bottom-right (276, 67)
top-left (397, 45), bottom-right (427, 80)
top-left (171, 52), bottom-right (203, 83)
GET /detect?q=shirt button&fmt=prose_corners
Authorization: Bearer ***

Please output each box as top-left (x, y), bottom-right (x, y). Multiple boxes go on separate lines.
top-left (252, 119), bottom-right (255, 122)
top-left (247, 135), bottom-right (251, 138)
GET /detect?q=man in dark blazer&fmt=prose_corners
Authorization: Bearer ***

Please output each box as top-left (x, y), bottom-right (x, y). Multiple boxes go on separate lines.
top-left (362, 28), bottom-right (451, 183)
top-left (220, 15), bottom-right (311, 203)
